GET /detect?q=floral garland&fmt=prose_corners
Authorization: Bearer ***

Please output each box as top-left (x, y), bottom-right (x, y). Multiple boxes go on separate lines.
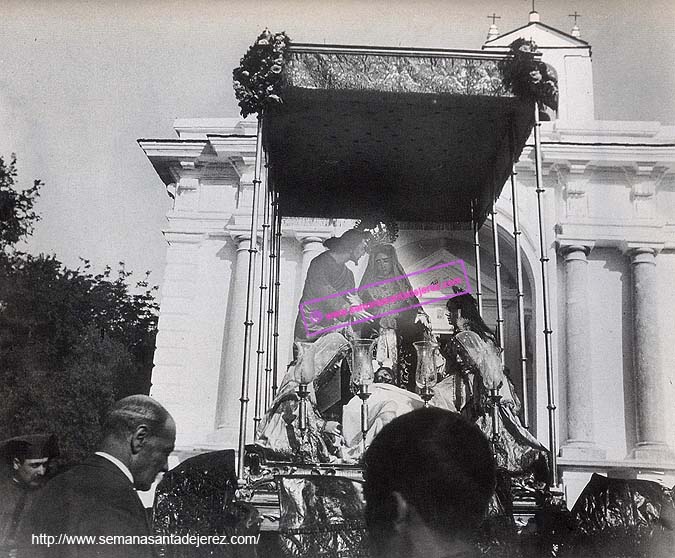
top-left (354, 218), bottom-right (400, 245)
top-left (499, 38), bottom-right (559, 112)
top-left (232, 29), bottom-right (291, 118)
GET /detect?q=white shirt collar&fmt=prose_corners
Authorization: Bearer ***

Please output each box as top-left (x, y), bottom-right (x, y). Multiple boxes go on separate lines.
top-left (95, 451), bottom-right (135, 486)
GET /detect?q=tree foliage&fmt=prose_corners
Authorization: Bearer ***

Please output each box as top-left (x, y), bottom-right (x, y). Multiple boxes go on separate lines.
top-left (0, 155), bottom-right (159, 462)
top-left (0, 155), bottom-right (42, 249)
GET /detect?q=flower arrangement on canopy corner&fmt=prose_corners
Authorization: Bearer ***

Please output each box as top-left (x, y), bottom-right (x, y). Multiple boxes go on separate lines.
top-left (499, 38), bottom-right (559, 113)
top-left (232, 29), bottom-right (291, 118)
top-left (354, 218), bottom-right (400, 245)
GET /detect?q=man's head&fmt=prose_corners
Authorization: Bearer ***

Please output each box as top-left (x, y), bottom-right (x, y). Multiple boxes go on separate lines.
top-left (364, 408), bottom-right (495, 558)
top-left (324, 230), bottom-right (369, 264)
top-left (14, 457), bottom-right (49, 488)
top-left (1, 433), bottom-right (59, 489)
top-left (350, 237), bottom-right (368, 264)
top-left (374, 366), bottom-right (395, 385)
top-left (100, 395), bottom-right (176, 491)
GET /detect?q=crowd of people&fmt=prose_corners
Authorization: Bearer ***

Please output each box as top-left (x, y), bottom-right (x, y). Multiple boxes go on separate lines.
top-left (1, 395), bottom-right (175, 557)
top-left (1, 399), bottom-right (497, 558)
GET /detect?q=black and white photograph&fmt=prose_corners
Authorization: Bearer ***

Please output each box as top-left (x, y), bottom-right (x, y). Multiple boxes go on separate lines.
top-left (1, 1), bottom-right (674, 557)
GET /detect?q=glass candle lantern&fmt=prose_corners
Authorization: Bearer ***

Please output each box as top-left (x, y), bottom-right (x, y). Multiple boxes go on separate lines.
top-left (350, 338), bottom-right (376, 386)
top-left (414, 340), bottom-right (439, 405)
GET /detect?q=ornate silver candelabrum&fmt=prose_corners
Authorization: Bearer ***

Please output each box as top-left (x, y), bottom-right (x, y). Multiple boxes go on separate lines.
top-left (293, 341), bottom-right (316, 439)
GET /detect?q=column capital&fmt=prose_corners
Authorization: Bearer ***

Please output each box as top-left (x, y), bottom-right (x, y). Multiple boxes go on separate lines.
top-left (225, 226), bottom-right (258, 250)
top-left (296, 234), bottom-right (328, 242)
top-left (556, 241), bottom-right (594, 259)
top-left (293, 230), bottom-right (333, 243)
top-left (619, 242), bottom-right (663, 258)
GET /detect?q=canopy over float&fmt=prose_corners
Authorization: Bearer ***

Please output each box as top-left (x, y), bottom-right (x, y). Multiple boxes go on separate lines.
top-left (261, 44), bottom-right (537, 225)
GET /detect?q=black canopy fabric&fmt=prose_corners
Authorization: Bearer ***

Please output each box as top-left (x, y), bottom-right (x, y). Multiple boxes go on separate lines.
top-left (568, 474), bottom-right (675, 557)
top-left (262, 46), bottom-right (534, 227)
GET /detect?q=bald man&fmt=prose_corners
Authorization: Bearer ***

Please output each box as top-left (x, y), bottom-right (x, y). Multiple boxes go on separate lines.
top-left (20, 395), bottom-right (175, 558)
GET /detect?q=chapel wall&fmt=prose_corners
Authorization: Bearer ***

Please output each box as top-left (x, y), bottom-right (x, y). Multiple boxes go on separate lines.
top-left (586, 248), bottom-right (631, 460)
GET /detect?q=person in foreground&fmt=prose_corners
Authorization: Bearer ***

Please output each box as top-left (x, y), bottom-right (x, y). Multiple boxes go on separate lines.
top-left (364, 407), bottom-right (496, 558)
top-left (0, 434), bottom-right (59, 556)
top-left (20, 395), bottom-right (175, 558)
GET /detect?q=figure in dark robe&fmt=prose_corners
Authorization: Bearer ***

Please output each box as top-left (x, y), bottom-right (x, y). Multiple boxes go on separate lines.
top-left (255, 230), bottom-right (371, 463)
top-left (294, 229), bottom-right (370, 341)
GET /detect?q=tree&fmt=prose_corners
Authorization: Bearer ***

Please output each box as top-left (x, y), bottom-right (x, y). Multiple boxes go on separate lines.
top-left (0, 155), bottom-right (41, 250)
top-left (0, 155), bottom-right (159, 462)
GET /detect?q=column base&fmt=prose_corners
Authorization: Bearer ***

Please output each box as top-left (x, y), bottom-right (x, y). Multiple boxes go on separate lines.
top-left (559, 470), bottom-right (594, 509)
top-left (560, 441), bottom-right (606, 461)
top-left (207, 425), bottom-right (240, 450)
top-left (628, 443), bottom-right (675, 464)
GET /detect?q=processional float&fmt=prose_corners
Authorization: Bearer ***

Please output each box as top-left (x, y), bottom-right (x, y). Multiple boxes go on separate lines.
top-left (231, 30), bottom-right (559, 485)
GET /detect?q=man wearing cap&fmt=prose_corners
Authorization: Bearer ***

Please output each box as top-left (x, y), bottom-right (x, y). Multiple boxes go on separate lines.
top-left (0, 434), bottom-right (59, 556)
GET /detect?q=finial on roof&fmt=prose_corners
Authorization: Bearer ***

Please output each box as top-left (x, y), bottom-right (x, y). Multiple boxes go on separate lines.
top-left (569, 11), bottom-right (582, 37)
top-left (528, 0), bottom-right (541, 22)
top-left (486, 13), bottom-right (501, 40)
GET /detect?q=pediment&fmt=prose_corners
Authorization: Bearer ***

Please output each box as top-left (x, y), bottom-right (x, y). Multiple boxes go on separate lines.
top-left (402, 248), bottom-right (504, 301)
top-left (484, 22), bottom-right (589, 49)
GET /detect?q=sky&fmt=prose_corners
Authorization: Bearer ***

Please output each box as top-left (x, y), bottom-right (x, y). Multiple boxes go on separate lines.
top-left (1, 0), bottom-right (674, 290)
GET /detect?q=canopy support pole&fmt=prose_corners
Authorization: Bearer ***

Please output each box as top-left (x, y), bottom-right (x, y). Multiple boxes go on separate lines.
top-left (264, 189), bottom-right (277, 411)
top-left (491, 202), bottom-right (505, 355)
top-left (509, 133), bottom-right (530, 429)
top-left (272, 194), bottom-right (282, 399)
top-left (472, 201), bottom-right (484, 317)
top-left (533, 103), bottom-right (558, 486)
top-left (253, 156), bottom-right (271, 433)
top-left (237, 116), bottom-right (264, 478)
top-left (490, 183), bottom-right (505, 455)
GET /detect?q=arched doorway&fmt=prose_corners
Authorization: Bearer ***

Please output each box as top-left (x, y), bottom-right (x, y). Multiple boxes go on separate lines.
top-left (392, 224), bottom-right (538, 431)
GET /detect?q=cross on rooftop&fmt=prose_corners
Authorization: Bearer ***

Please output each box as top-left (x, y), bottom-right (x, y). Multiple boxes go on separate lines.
top-left (487, 13), bottom-right (501, 25)
top-left (568, 11), bottom-right (582, 24)
top-left (528, 0), bottom-right (542, 12)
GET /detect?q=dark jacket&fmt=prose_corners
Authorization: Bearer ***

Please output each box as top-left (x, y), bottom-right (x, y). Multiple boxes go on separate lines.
top-left (18, 455), bottom-right (155, 558)
top-left (0, 475), bottom-right (40, 556)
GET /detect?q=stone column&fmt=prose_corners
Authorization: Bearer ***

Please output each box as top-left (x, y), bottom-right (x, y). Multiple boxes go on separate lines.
top-left (559, 244), bottom-right (605, 459)
top-left (298, 235), bottom-right (327, 284)
top-left (626, 246), bottom-right (673, 461)
top-left (213, 232), bottom-right (256, 448)
top-left (294, 233), bottom-right (331, 304)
